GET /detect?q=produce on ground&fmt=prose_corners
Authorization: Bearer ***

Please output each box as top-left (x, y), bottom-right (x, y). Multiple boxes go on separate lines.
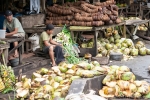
top-left (0, 64), bottom-right (16, 93)
top-left (45, 0), bottom-right (122, 26)
top-left (15, 61), bottom-right (108, 99)
top-left (0, 53), bottom-right (16, 94)
top-left (80, 29), bottom-right (150, 59)
top-left (99, 65), bottom-right (150, 99)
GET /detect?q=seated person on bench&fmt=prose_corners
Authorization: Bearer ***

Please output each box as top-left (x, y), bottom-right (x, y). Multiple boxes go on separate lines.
top-left (3, 10), bottom-right (25, 58)
top-left (39, 24), bottom-right (65, 66)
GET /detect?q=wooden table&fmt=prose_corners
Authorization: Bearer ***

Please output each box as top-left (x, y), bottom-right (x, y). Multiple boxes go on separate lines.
top-left (0, 37), bottom-right (24, 64)
top-left (69, 22), bottom-right (126, 57)
top-left (141, 6), bottom-right (150, 19)
top-left (118, 6), bottom-right (128, 16)
top-left (125, 19), bottom-right (150, 39)
top-left (0, 43), bottom-right (9, 65)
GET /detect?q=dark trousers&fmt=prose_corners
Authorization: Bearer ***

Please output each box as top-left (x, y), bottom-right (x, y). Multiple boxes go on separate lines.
top-left (54, 45), bottom-right (65, 65)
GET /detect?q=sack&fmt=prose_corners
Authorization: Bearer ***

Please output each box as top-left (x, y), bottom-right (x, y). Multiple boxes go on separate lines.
top-left (28, 33), bottom-right (40, 51)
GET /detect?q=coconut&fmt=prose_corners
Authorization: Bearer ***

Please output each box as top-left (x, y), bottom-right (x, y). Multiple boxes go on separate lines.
top-left (133, 92), bottom-right (142, 98)
top-left (40, 68), bottom-right (49, 75)
top-left (59, 67), bottom-right (68, 73)
top-left (17, 89), bottom-right (29, 98)
top-left (117, 80), bottom-right (130, 90)
top-left (66, 69), bottom-right (75, 75)
top-left (105, 43), bottom-right (113, 50)
top-left (88, 42), bottom-right (94, 47)
top-left (102, 75), bottom-right (115, 84)
top-left (119, 66), bottom-right (130, 72)
top-left (106, 81), bottom-right (117, 88)
top-left (137, 41), bottom-right (145, 46)
top-left (135, 43), bottom-right (143, 49)
top-left (91, 61), bottom-right (100, 67)
top-left (81, 43), bottom-right (87, 48)
top-left (101, 49), bottom-right (108, 57)
top-left (92, 66), bottom-right (107, 73)
top-left (115, 39), bottom-right (121, 44)
top-left (96, 54), bottom-right (102, 57)
top-left (43, 85), bottom-right (54, 94)
top-left (130, 49), bottom-right (138, 56)
top-left (99, 89), bottom-right (114, 98)
top-left (114, 34), bottom-right (121, 40)
top-left (54, 76), bottom-right (63, 83)
top-left (70, 76), bottom-right (81, 81)
top-left (123, 48), bottom-right (130, 55)
top-left (121, 43), bottom-right (128, 48)
top-left (109, 36), bottom-right (115, 43)
top-left (53, 92), bottom-right (61, 98)
top-left (116, 43), bottom-right (122, 49)
top-left (146, 49), bottom-right (150, 55)
top-left (121, 72), bottom-right (135, 81)
top-left (139, 47), bottom-right (147, 56)
top-left (129, 83), bottom-right (137, 92)
top-left (81, 70), bottom-right (94, 78)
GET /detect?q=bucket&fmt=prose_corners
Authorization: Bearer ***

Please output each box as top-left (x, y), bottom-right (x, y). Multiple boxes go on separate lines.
top-left (9, 57), bottom-right (19, 67)
top-left (0, 30), bottom-right (6, 38)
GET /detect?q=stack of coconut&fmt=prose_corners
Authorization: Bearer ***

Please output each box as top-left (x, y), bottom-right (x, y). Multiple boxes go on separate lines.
top-left (80, 28), bottom-right (150, 57)
top-left (99, 65), bottom-right (150, 99)
top-left (45, 0), bottom-right (122, 26)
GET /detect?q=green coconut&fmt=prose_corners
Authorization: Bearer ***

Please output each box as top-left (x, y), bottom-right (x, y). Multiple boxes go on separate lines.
top-left (109, 36), bottom-right (115, 43)
top-left (59, 67), bottom-right (68, 73)
top-left (139, 47), bottom-right (147, 56)
top-left (71, 76), bottom-right (81, 81)
top-left (124, 39), bottom-right (133, 47)
top-left (40, 68), bottom-right (49, 75)
top-left (130, 49), bottom-right (138, 56)
top-left (101, 49), bottom-right (108, 57)
top-left (105, 43), bottom-right (113, 50)
top-left (115, 39), bottom-right (121, 44)
top-left (54, 76), bottom-right (63, 83)
top-left (88, 42), bottom-right (94, 48)
top-left (123, 48), bottom-right (130, 55)
top-left (114, 34), bottom-right (121, 40)
top-left (121, 72), bottom-right (135, 81)
top-left (146, 49), bottom-right (150, 55)
top-left (135, 43), bottom-right (143, 49)
top-left (116, 43), bottom-right (122, 49)
top-left (121, 43), bottom-right (128, 48)
top-left (81, 43), bottom-right (87, 48)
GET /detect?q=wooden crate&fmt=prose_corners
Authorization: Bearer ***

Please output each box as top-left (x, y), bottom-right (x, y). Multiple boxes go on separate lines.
top-left (18, 14), bottom-right (45, 29)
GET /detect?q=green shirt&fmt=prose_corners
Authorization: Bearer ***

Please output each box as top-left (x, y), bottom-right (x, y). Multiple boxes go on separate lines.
top-left (3, 17), bottom-right (25, 33)
top-left (39, 31), bottom-right (52, 50)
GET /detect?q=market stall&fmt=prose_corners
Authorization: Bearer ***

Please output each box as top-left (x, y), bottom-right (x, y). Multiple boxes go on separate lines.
top-left (69, 22), bottom-right (126, 57)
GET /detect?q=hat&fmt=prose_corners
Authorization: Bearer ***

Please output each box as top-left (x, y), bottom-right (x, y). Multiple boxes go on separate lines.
top-left (45, 24), bottom-right (54, 30)
top-left (5, 10), bottom-right (12, 16)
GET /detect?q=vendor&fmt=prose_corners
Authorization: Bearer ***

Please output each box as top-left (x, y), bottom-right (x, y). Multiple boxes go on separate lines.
top-left (39, 24), bottom-right (65, 66)
top-left (3, 10), bottom-right (25, 58)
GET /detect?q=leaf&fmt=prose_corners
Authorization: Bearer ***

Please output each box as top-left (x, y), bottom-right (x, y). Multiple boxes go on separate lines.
top-left (144, 92), bottom-right (150, 99)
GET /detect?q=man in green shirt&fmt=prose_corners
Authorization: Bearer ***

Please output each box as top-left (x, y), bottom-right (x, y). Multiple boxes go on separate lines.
top-left (3, 10), bottom-right (25, 58)
top-left (39, 24), bottom-right (64, 66)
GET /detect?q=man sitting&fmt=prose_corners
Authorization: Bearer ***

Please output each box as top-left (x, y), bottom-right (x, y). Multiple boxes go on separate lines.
top-left (39, 24), bottom-right (65, 66)
top-left (3, 10), bottom-right (25, 58)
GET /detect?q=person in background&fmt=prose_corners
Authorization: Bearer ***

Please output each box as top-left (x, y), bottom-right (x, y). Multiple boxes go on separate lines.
top-left (3, 10), bottom-right (25, 58)
top-left (39, 24), bottom-right (65, 66)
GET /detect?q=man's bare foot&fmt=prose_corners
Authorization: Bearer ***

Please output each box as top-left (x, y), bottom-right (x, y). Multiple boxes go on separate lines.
top-left (52, 62), bottom-right (57, 67)
top-left (13, 52), bottom-right (19, 58)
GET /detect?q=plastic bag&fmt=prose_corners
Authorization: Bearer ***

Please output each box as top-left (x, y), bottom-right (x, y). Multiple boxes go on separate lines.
top-left (28, 33), bottom-right (39, 46)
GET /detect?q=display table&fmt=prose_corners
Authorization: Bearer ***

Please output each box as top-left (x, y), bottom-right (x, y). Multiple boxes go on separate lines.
top-left (1, 37), bottom-right (24, 64)
top-left (69, 22), bottom-right (126, 56)
top-left (125, 19), bottom-right (150, 39)
top-left (141, 6), bottom-right (150, 19)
